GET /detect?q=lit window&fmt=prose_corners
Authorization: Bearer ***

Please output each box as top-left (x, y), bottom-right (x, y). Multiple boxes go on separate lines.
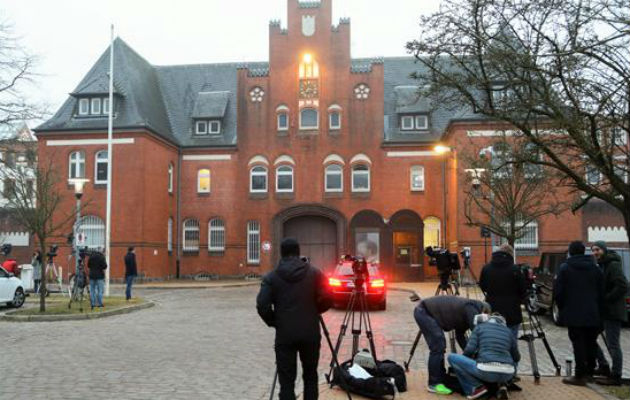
top-left (95, 150), bottom-right (108, 184)
top-left (195, 121), bottom-right (208, 135)
top-left (91, 98), bottom-right (101, 115)
top-left (329, 111), bottom-right (341, 130)
top-left (410, 166), bottom-right (424, 191)
top-left (209, 121), bottom-right (221, 134)
top-left (168, 163), bottom-right (174, 193)
top-left (197, 169), bottom-right (211, 193)
top-left (167, 218), bottom-right (173, 253)
top-left (277, 113), bottom-right (289, 130)
top-left (299, 56), bottom-right (319, 79)
top-left (78, 99), bottom-right (89, 115)
top-left (247, 221), bottom-right (261, 264)
top-left (276, 166), bottom-right (294, 192)
top-left (423, 217), bottom-right (441, 248)
top-left (325, 164), bottom-right (343, 192)
top-left (183, 219), bottom-right (200, 252)
top-left (250, 166), bottom-right (268, 193)
top-left (352, 164), bottom-right (370, 192)
top-left (209, 218), bottom-right (225, 252)
top-left (300, 108), bottom-right (318, 129)
top-left (69, 151), bottom-right (86, 179)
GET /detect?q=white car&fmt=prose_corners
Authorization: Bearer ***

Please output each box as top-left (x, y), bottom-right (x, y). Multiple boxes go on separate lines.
top-left (0, 266), bottom-right (25, 308)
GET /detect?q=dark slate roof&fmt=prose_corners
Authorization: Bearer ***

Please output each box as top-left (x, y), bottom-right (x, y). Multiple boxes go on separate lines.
top-left (36, 38), bottom-right (174, 144)
top-left (191, 91), bottom-right (230, 119)
top-left (382, 57), bottom-right (479, 144)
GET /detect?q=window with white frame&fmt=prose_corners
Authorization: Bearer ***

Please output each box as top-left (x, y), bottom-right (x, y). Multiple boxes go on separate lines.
top-left (79, 98), bottom-right (90, 115)
top-left (95, 150), bottom-right (108, 184)
top-left (103, 98), bottom-right (110, 115)
top-left (585, 164), bottom-right (601, 185)
top-left (276, 166), bottom-right (294, 192)
top-left (300, 108), bottom-right (318, 129)
top-left (69, 151), bottom-right (86, 179)
top-left (491, 142), bottom-right (513, 179)
top-left (195, 120), bottom-right (221, 135)
top-left (247, 220), bottom-right (261, 264)
top-left (415, 115), bottom-right (428, 130)
top-left (410, 166), bottom-right (425, 191)
top-left (614, 160), bottom-right (628, 183)
top-left (209, 218), bottom-right (225, 252)
top-left (325, 164), bottom-right (343, 192)
top-left (209, 121), bottom-right (221, 134)
top-left (352, 164), bottom-right (370, 192)
top-left (183, 219), bottom-right (200, 252)
top-left (197, 169), bottom-right (211, 193)
top-left (167, 217), bottom-right (173, 253)
top-left (523, 143), bottom-right (543, 179)
top-left (400, 116), bottom-right (414, 130)
top-left (423, 216), bottom-right (441, 248)
top-left (77, 215), bottom-right (105, 250)
top-left (329, 111), bottom-right (341, 130)
top-left (250, 166), bottom-right (268, 193)
top-left (168, 163), bottom-right (174, 193)
top-left (277, 113), bottom-right (289, 130)
top-left (91, 98), bottom-right (101, 115)
top-left (400, 114), bottom-right (429, 131)
top-left (498, 221), bottom-right (539, 250)
top-left (195, 120), bottom-right (208, 135)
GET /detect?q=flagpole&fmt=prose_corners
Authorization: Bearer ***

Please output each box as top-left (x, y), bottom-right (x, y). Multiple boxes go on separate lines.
top-left (105, 24), bottom-right (114, 296)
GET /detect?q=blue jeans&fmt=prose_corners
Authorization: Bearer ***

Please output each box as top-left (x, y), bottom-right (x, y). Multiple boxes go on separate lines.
top-left (448, 354), bottom-right (514, 395)
top-left (89, 279), bottom-right (104, 307)
top-left (508, 324), bottom-right (520, 342)
top-left (596, 320), bottom-right (623, 376)
top-left (125, 275), bottom-right (135, 300)
top-left (414, 305), bottom-right (447, 385)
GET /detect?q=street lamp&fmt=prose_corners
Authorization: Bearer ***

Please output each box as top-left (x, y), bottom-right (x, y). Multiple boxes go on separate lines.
top-left (68, 178), bottom-right (89, 292)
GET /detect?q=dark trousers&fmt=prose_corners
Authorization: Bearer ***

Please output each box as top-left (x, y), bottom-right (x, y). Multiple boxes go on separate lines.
top-left (414, 304), bottom-right (447, 385)
top-left (33, 279), bottom-right (41, 293)
top-left (568, 326), bottom-right (600, 378)
top-left (596, 320), bottom-right (623, 377)
top-left (276, 340), bottom-right (320, 400)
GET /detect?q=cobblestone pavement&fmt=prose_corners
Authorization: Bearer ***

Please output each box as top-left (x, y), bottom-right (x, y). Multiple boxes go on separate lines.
top-left (0, 285), bottom-right (627, 399)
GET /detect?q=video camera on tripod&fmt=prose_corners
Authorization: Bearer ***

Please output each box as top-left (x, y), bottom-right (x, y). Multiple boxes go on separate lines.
top-left (426, 246), bottom-right (461, 274)
top-left (342, 254), bottom-right (370, 285)
top-left (1, 243), bottom-right (12, 257)
top-left (46, 245), bottom-right (58, 259)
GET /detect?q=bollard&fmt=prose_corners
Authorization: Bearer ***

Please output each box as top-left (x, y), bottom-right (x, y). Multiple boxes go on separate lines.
top-left (565, 357), bottom-right (573, 377)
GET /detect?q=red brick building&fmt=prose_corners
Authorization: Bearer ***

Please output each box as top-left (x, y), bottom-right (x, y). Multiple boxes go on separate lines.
top-left (34, 0), bottom-right (627, 281)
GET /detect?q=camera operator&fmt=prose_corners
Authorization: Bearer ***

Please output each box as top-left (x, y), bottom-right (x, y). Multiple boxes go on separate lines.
top-left (87, 248), bottom-right (107, 309)
top-left (256, 238), bottom-right (332, 400)
top-left (479, 244), bottom-right (527, 340)
top-left (413, 295), bottom-right (491, 395)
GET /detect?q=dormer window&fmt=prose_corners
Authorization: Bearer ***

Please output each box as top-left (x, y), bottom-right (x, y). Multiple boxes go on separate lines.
top-left (195, 120), bottom-right (221, 135)
top-left (77, 97), bottom-right (111, 117)
top-left (400, 114), bottom-right (429, 132)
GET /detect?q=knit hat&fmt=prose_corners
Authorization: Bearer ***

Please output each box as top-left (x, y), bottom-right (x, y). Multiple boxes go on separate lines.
top-left (568, 241), bottom-right (586, 256)
top-left (498, 243), bottom-right (514, 258)
top-left (591, 240), bottom-right (608, 254)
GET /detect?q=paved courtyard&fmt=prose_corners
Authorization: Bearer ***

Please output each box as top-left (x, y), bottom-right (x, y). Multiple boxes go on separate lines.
top-left (0, 284), bottom-right (628, 399)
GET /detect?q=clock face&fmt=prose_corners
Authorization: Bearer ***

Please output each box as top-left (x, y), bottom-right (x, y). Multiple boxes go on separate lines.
top-left (299, 79), bottom-right (319, 99)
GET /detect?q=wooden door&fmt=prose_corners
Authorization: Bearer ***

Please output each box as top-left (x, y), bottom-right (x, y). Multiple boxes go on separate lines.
top-left (283, 216), bottom-right (337, 272)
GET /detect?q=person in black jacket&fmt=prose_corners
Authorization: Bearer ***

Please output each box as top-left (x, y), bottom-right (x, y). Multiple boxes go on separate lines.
top-left (553, 241), bottom-right (604, 386)
top-left (124, 247), bottom-right (138, 301)
top-left (87, 249), bottom-right (108, 309)
top-left (256, 238), bottom-right (331, 400)
top-left (479, 244), bottom-right (527, 340)
top-left (413, 295), bottom-right (491, 395)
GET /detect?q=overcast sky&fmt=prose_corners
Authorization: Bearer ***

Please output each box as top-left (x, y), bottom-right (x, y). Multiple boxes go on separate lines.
top-left (2, 0), bottom-right (441, 119)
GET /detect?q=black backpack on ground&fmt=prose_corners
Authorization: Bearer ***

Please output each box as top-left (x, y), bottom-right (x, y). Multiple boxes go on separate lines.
top-left (331, 359), bottom-right (407, 399)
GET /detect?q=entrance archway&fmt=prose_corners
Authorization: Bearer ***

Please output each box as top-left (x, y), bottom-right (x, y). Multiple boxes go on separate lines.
top-left (389, 209), bottom-right (424, 281)
top-left (273, 204), bottom-right (346, 272)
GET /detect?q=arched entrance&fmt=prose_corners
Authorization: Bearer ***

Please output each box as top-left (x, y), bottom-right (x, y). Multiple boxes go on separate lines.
top-left (273, 205), bottom-right (346, 272)
top-left (390, 210), bottom-right (424, 281)
top-left (349, 210), bottom-right (393, 279)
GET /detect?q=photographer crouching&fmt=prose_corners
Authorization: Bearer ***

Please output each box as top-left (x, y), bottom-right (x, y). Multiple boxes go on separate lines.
top-left (256, 238), bottom-right (332, 400)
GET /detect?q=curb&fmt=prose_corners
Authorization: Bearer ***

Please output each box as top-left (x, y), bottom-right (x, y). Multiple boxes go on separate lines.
top-left (140, 281), bottom-right (260, 290)
top-left (0, 300), bottom-right (155, 322)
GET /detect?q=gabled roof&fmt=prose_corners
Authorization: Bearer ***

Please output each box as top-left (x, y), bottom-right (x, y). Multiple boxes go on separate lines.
top-left (192, 91), bottom-right (230, 119)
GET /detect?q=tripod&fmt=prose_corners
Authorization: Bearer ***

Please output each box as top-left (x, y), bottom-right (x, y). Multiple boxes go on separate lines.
top-left (68, 253), bottom-right (89, 311)
top-left (520, 303), bottom-right (561, 384)
top-left (269, 316), bottom-right (352, 400)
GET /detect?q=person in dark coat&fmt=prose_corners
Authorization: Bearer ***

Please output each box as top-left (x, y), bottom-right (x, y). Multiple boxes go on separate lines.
top-left (554, 241), bottom-right (604, 386)
top-left (124, 247), bottom-right (138, 301)
top-left (413, 295), bottom-right (491, 395)
top-left (479, 244), bottom-right (527, 340)
top-left (87, 249), bottom-right (108, 309)
top-left (591, 241), bottom-right (628, 386)
top-left (256, 238), bottom-right (331, 400)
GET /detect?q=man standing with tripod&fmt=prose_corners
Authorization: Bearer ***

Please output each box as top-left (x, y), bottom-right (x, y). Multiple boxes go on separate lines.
top-left (256, 238), bottom-right (331, 400)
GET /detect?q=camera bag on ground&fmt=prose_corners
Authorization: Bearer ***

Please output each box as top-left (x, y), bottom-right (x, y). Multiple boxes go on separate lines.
top-left (331, 359), bottom-right (407, 399)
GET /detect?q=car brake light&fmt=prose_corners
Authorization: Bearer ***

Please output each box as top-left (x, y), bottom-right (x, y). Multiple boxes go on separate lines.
top-left (329, 278), bottom-right (342, 287)
top-left (370, 279), bottom-right (385, 288)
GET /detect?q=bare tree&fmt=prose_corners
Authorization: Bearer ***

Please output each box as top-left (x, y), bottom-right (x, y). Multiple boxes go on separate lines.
top-left (462, 136), bottom-right (569, 258)
top-left (0, 143), bottom-right (79, 312)
top-left (407, 0), bottom-right (630, 241)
